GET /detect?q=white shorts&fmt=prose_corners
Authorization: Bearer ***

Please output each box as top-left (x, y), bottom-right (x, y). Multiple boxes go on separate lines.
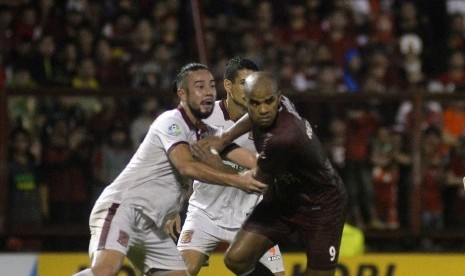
top-left (89, 202), bottom-right (187, 273)
top-left (177, 210), bottom-right (285, 273)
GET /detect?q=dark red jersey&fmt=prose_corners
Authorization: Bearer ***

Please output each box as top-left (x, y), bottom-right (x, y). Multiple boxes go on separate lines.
top-left (252, 96), bottom-right (345, 201)
top-left (244, 96), bottom-right (347, 270)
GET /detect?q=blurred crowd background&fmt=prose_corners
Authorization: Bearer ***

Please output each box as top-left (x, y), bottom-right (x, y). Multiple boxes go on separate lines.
top-left (3, 0), bottom-right (465, 253)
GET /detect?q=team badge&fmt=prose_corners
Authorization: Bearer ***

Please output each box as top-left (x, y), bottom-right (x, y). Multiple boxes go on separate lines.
top-left (168, 124), bottom-right (182, 136)
top-left (117, 230), bottom-right (129, 247)
top-left (179, 230), bottom-right (194, 244)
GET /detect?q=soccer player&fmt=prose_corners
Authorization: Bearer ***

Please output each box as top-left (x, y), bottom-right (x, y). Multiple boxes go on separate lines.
top-left (73, 63), bottom-right (267, 276)
top-left (171, 57), bottom-right (285, 275)
top-left (196, 72), bottom-right (348, 276)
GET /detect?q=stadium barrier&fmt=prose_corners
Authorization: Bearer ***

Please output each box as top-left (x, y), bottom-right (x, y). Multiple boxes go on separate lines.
top-left (1, 252), bottom-right (465, 276)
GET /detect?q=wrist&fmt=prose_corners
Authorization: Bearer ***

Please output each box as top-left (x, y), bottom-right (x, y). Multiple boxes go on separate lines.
top-left (219, 132), bottom-right (232, 149)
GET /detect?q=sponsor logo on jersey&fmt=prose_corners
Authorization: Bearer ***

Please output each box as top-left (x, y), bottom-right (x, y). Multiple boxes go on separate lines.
top-left (267, 247), bottom-right (282, 261)
top-left (117, 230), bottom-right (129, 247)
top-left (180, 230), bottom-right (194, 244)
top-left (168, 124), bottom-right (182, 136)
top-left (267, 255), bottom-right (282, 262)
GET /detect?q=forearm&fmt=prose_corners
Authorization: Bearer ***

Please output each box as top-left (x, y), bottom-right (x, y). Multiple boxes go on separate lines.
top-left (179, 161), bottom-right (241, 188)
top-left (221, 114), bottom-right (252, 146)
top-left (225, 147), bottom-right (257, 169)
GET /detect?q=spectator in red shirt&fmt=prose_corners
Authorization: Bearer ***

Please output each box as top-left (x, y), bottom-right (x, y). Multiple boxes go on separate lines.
top-left (421, 127), bottom-right (446, 230)
top-left (444, 135), bottom-right (465, 228)
top-left (371, 126), bottom-right (400, 229)
top-left (322, 8), bottom-right (357, 67)
top-left (438, 50), bottom-right (465, 92)
top-left (41, 118), bottom-right (93, 225)
top-left (344, 106), bottom-right (381, 229)
top-left (13, 4), bottom-right (41, 44)
top-left (275, 1), bottom-right (314, 47)
top-left (94, 38), bottom-right (128, 88)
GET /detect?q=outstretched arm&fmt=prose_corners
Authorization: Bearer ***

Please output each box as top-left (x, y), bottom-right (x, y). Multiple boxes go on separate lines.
top-left (195, 114), bottom-right (253, 153)
top-left (169, 143), bottom-right (266, 194)
top-left (191, 142), bottom-right (258, 171)
top-left (220, 113), bottom-right (253, 148)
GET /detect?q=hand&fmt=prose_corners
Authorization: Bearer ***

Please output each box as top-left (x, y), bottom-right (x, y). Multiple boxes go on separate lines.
top-left (236, 169), bottom-right (268, 194)
top-left (165, 213), bottom-right (181, 241)
top-left (191, 143), bottom-right (224, 170)
top-left (195, 135), bottom-right (228, 154)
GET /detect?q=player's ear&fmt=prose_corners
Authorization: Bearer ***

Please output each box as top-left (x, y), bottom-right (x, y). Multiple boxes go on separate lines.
top-left (177, 88), bottom-right (187, 101)
top-left (224, 79), bottom-right (232, 94)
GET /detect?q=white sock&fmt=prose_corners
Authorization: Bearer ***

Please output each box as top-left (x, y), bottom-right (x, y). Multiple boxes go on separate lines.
top-left (73, 268), bottom-right (95, 276)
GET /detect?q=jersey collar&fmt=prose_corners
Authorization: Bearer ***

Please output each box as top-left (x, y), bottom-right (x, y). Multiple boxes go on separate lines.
top-left (219, 98), bottom-right (232, 121)
top-left (177, 104), bottom-right (208, 134)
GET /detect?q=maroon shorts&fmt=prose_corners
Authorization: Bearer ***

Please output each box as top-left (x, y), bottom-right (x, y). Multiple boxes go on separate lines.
top-left (242, 187), bottom-right (347, 271)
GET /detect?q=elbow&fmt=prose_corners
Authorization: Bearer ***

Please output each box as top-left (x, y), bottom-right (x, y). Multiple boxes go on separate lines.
top-left (176, 163), bottom-right (195, 178)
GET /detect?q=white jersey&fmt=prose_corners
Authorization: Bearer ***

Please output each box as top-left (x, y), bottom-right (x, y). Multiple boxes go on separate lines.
top-left (187, 100), bottom-right (261, 228)
top-left (95, 106), bottom-right (216, 229)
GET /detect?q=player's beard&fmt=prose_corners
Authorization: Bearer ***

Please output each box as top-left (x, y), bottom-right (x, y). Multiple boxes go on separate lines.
top-left (188, 101), bottom-right (213, 119)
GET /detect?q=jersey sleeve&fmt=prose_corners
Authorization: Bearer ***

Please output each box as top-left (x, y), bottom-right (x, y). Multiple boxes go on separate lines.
top-left (152, 114), bottom-right (190, 153)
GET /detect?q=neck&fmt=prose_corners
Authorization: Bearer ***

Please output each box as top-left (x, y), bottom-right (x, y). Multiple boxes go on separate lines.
top-left (180, 101), bottom-right (202, 125)
top-left (225, 98), bottom-right (247, 122)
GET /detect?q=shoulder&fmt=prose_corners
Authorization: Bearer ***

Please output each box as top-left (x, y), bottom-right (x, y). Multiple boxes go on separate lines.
top-left (153, 109), bottom-right (188, 134)
top-left (154, 109), bottom-right (184, 127)
top-left (271, 109), bottom-right (313, 149)
top-left (274, 110), bottom-right (302, 139)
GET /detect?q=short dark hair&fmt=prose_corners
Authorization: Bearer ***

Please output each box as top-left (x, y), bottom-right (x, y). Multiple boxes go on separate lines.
top-left (173, 62), bottom-right (209, 93)
top-left (224, 57), bottom-right (259, 81)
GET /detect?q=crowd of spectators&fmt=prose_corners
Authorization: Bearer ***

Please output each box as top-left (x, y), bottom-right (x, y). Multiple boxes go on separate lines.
top-left (3, 0), bottom-right (465, 252)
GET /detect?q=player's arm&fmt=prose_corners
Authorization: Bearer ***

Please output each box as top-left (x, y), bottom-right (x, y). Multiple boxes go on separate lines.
top-left (169, 143), bottom-right (266, 194)
top-left (190, 142), bottom-right (238, 173)
top-left (195, 114), bottom-right (253, 153)
top-left (223, 145), bottom-right (257, 169)
top-left (192, 142), bottom-right (258, 170)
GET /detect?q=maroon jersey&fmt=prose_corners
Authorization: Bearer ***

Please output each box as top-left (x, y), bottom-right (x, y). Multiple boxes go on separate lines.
top-left (244, 96), bottom-right (347, 270)
top-left (253, 96), bottom-right (345, 200)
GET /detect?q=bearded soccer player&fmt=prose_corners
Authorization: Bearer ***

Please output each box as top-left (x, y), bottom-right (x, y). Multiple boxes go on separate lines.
top-left (73, 63), bottom-right (267, 276)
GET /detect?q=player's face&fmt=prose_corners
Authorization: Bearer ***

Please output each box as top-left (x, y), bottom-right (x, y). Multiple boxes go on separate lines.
top-left (184, 69), bottom-right (216, 119)
top-left (246, 80), bottom-right (280, 130)
top-left (227, 69), bottom-right (255, 111)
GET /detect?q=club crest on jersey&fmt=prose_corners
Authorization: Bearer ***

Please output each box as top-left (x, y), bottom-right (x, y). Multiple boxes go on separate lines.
top-left (180, 230), bottom-right (194, 244)
top-left (168, 124), bottom-right (182, 136)
top-left (117, 230), bottom-right (129, 247)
